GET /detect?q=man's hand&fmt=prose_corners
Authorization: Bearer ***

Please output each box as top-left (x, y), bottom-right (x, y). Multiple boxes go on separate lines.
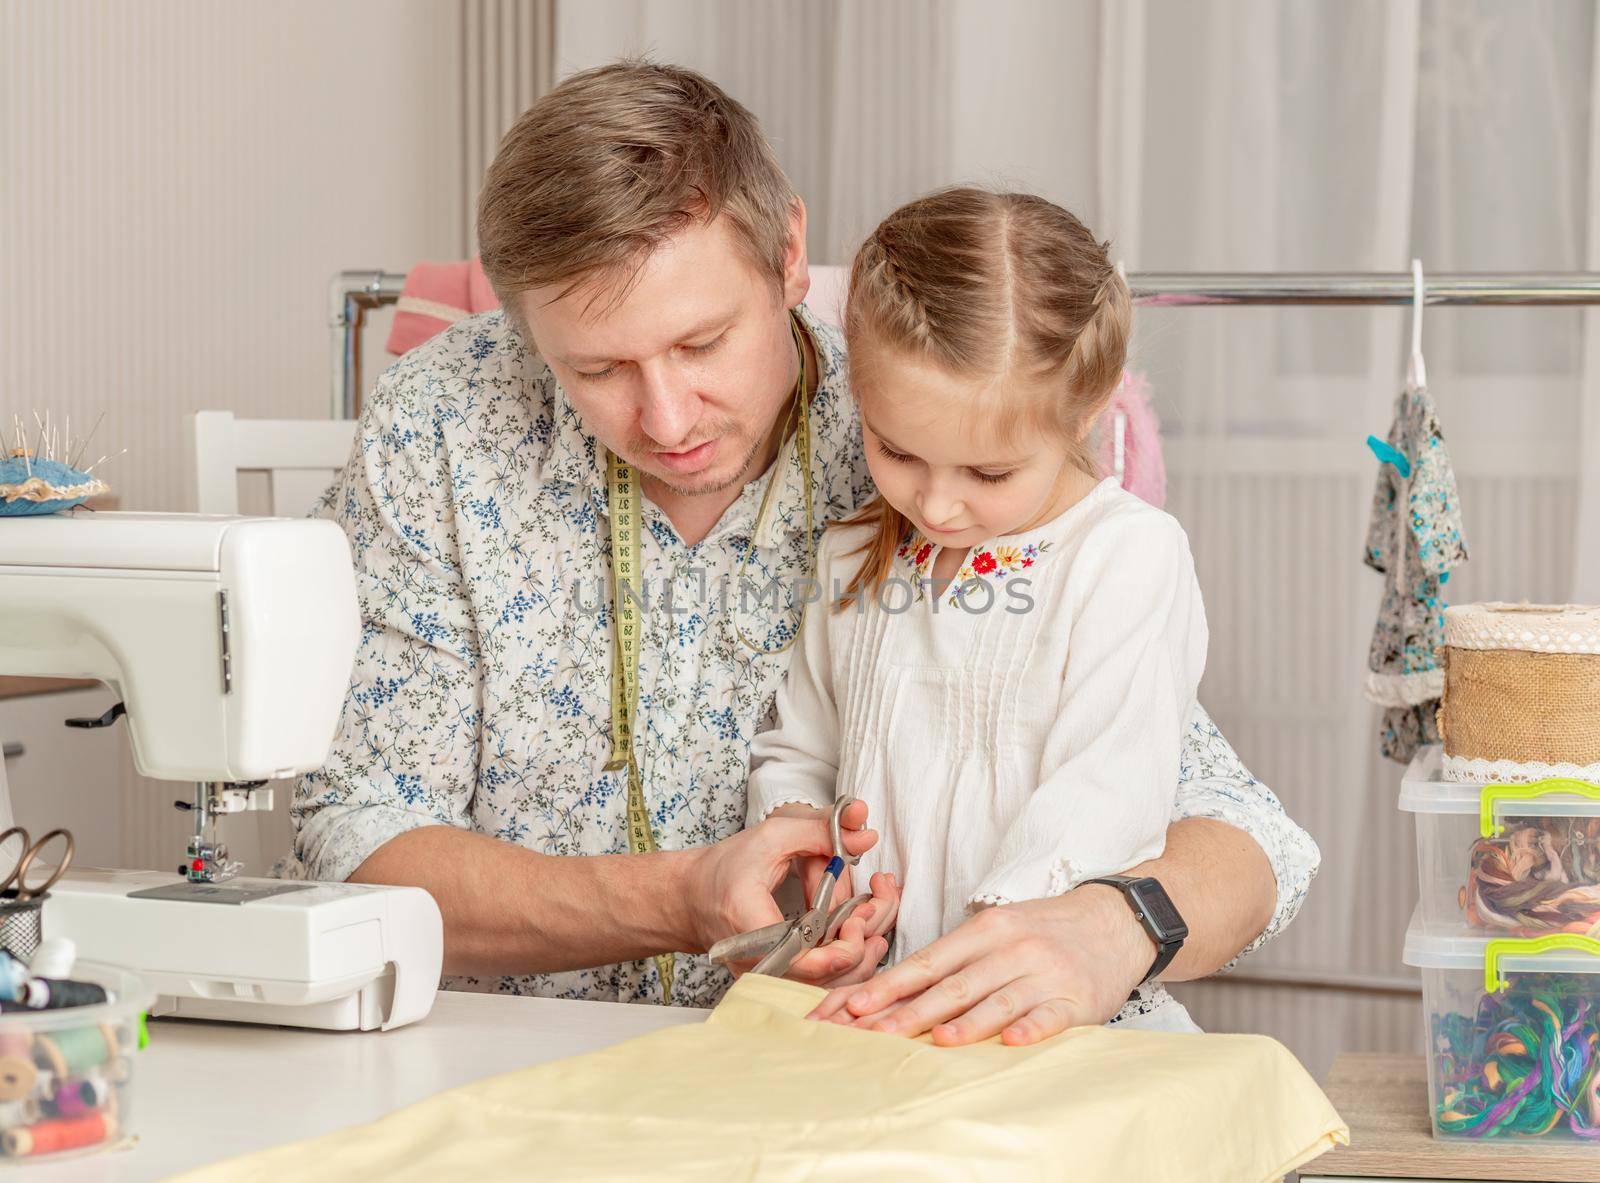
top-left (688, 810), bottom-right (878, 959)
top-left (770, 799), bottom-right (871, 915)
top-left (720, 869), bottom-right (901, 988)
top-left (807, 885), bottom-right (1152, 1046)
top-left (695, 802), bottom-right (901, 986)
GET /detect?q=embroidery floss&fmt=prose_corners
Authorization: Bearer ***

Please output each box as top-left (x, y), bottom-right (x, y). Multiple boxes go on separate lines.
top-left (1433, 982), bottom-right (1600, 1137)
top-left (1461, 819), bottom-right (1600, 935)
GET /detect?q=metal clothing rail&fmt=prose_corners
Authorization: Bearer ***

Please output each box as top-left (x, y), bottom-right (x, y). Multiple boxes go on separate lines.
top-left (330, 270), bottom-right (1600, 418)
top-left (329, 270), bottom-right (406, 419)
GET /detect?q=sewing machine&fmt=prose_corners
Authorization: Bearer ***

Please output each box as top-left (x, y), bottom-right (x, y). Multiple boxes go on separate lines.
top-left (0, 511), bottom-right (443, 1030)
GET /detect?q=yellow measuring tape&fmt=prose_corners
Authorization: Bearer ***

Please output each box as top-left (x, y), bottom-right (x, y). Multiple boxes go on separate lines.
top-left (602, 447), bottom-right (676, 999)
top-left (603, 312), bottom-right (814, 1003)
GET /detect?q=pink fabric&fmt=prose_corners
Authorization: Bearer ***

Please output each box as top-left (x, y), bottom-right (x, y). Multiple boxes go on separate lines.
top-left (1097, 370), bottom-right (1167, 508)
top-left (386, 257), bottom-right (501, 356)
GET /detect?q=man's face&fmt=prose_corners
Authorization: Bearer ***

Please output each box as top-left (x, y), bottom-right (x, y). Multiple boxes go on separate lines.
top-left (518, 211), bottom-right (809, 498)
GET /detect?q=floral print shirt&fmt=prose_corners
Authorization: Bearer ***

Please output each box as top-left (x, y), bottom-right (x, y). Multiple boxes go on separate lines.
top-left (291, 306), bottom-right (1321, 1007)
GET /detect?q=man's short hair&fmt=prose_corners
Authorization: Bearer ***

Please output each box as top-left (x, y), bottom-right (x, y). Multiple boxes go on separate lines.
top-left (477, 59), bottom-right (797, 311)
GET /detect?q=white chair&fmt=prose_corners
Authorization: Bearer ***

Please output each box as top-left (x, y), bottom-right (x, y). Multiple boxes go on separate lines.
top-left (187, 411), bottom-right (357, 516)
top-left (181, 411), bottom-right (359, 876)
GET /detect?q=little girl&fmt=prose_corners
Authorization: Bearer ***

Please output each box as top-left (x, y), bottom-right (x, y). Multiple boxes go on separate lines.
top-left (745, 187), bottom-right (1208, 1033)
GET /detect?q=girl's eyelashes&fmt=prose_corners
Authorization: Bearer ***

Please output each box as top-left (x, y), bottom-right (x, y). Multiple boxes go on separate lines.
top-left (685, 332), bottom-right (726, 356)
top-left (875, 439), bottom-right (1015, 484)
top-left (576, 364), bottom-right (618, 381)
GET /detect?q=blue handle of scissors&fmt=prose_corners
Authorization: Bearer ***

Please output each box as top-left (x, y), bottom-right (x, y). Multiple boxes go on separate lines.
top-left (822, 856), bottom-right (844, 879)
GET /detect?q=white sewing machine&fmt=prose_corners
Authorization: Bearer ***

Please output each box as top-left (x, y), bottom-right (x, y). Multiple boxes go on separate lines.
top-left (0, 511), bottom-right (443, 1030)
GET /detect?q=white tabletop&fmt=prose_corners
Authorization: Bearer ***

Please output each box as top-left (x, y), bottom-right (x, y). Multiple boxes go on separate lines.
top-left (29, 991), bottom-right (708, 1182)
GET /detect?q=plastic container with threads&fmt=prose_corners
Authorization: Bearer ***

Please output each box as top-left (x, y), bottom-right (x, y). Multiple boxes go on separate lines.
top-left (1401, 745), bottom-right (1600, 936)
top-left (1406, 914), bottom-right (1600, 1140)
top-left (0, 963), bottom-right (152, 1163)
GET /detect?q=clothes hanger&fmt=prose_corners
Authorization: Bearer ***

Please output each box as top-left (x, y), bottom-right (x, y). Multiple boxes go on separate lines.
top-left (1406, 257), bottom-right (1427, 393)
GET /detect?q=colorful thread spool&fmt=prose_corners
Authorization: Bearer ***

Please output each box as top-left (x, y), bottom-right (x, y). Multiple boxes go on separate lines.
top-left (47, 1072), bottom-right (108, 1119)
top-left (1, 1109), bottom-right (114, 1157)
top-left (33, 1024), bottom-right (115, 1079)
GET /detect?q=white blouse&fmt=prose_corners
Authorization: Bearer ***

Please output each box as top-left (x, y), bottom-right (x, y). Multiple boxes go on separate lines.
top-left (748, 479), bottom-right (1208, 973)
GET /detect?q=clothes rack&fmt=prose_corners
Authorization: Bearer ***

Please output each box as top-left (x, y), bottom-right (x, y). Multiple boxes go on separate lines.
top-left (329, 270), bottom-right (1600, 419)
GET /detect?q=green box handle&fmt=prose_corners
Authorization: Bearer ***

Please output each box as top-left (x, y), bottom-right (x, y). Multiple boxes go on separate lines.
top-left (1485, 934), bottom-right (1600, 994)
top-left (1479, 778), bottom-right (1600, 838)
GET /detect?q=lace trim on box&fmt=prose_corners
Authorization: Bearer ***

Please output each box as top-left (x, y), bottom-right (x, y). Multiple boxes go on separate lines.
top-left (1444, 603), bottom-right (1600, 655)
top-left (1442, 754), bottom-right (1600, 785)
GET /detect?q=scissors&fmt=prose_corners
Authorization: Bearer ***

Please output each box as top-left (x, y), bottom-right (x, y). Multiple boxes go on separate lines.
top-left (710, 796), bottom-right (872, 977)
top-left (0, 827), bottom-right (75, 902)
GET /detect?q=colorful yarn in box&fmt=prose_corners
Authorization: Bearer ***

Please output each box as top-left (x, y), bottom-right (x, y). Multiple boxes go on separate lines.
top-left (1461, 818), bottom-right (1600, 935)
top-left (1432, 981), bottom-right (1600, 1137)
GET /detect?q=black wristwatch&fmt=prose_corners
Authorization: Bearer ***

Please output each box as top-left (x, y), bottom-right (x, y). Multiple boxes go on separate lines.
top-left (1083, 876), bottom-right (1188, 985)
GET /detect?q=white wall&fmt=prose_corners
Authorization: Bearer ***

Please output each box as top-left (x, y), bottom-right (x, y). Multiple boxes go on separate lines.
top-left (0, 0), bottom-right (467, 514)
top-left (1, 0), bottom-right (472, 874)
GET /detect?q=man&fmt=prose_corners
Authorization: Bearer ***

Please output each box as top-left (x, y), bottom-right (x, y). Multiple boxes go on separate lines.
top-left (294, 60), bottom-right (1319, 1042)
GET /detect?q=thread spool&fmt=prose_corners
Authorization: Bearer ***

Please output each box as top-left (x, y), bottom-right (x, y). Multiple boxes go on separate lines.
top-left (29, 979), bottom-right (108, 1010)
top-left (2, 1109), bottom-right (114, 1157)
top-left (33, 1024), bottom-right (114, 1079)
top-left (27, 939), bottom-right (76, 980)
top-left (0, 1096), bottom-right (41, 1129)
top-left (46, 1073), bottom-right (108, 1119)
top-left (0, 1031), bottom-right (29, 1057)
top-left (0, 1053), bottom-right (35, 1104)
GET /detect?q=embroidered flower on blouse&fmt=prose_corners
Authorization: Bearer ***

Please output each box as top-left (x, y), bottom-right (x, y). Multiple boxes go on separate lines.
top-left (897, 531), bottom-right (1056, 608)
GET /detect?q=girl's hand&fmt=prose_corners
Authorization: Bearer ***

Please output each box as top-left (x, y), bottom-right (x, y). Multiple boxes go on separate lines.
top-left (805, 887), bottom-right (1150, 1045)
top-left (782, 870), bottom-right (901, 988)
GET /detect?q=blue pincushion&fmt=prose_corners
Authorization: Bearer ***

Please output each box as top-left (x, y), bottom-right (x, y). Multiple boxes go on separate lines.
top-left (0, 454), bottom-right (108, 516)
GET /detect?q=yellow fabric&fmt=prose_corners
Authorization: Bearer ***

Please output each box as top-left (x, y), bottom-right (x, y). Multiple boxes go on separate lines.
top-left (173, 976), bottom-right (1347, 1183)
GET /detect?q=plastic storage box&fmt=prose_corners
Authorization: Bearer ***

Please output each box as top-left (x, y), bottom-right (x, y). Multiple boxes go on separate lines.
top-left (0, 963), bottom-right (151, 1163)
top-left (1407, 914), bottom-right (1600, 1140)
top-left (1401, 745), bottom-right (1600, 936)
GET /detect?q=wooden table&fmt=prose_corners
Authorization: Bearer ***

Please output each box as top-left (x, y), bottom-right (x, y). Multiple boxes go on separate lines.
top-left (1302, 1054), bottom-right (1600, 1182)
top-left (0, 676), bottom-right (98, 700)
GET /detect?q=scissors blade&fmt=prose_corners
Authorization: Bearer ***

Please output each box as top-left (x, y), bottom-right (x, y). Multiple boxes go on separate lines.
top-left (709, 917), bottom-right (796, 968)
top-left (749, 908), bottom-right (827, 977)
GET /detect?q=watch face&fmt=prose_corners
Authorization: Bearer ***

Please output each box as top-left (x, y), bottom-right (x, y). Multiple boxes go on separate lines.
top-left (1130, 879), bottom-right (1188, 941)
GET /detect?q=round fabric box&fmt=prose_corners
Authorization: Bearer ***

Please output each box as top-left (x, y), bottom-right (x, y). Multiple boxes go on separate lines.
top-left (1438, 603), bottom-right (1600, 783)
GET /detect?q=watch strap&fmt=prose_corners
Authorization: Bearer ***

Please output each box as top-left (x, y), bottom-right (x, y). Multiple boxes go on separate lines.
top-left (1084, 875), bottom-right (1185, 985)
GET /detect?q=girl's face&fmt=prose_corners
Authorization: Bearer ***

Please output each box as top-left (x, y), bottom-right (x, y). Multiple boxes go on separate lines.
top-left (854, 342), bottom-right (1095, 551)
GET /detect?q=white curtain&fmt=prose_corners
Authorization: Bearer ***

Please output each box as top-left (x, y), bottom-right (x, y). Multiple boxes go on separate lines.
top-left (556, 0), bottom-right (1600, 1075)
